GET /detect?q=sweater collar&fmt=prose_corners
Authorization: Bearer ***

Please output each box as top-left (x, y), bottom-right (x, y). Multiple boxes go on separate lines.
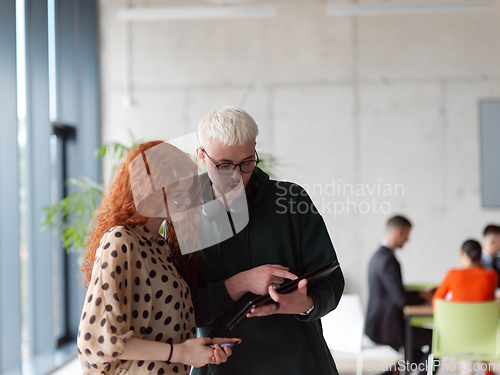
top-left (251, 167), bottom-right (270, 206)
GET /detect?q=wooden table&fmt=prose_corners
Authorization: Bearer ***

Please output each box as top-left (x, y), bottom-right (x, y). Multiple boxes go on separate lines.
top-left (403, 304), bottom-right (433, 317)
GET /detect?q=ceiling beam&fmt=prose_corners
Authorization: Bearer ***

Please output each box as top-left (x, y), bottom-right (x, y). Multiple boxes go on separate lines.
top-left (327, 1), bottom-right (492, 16)
top-left (116, 5), bottom-right (277, 21)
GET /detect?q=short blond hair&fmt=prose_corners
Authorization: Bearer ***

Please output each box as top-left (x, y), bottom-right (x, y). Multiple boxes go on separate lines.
top-left (198, 106), bottom-right (259, 146)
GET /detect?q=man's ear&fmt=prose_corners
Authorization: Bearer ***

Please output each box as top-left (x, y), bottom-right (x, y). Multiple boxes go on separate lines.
top-left (196, 147), bottom-right (206, 166)
top-left (493, 234), bottom-right (500, 245)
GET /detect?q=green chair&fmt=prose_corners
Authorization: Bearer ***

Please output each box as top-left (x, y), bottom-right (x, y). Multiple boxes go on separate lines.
top-left (427, 300), bottom-right (500, 375)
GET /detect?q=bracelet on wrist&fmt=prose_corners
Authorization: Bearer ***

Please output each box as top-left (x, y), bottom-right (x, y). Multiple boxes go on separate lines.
top-left (166, 342), bottom-right (173, 364)
top-left (299, 303), bottom-right (315, 316)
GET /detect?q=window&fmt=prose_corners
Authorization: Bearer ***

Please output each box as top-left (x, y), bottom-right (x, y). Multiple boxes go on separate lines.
top-left (480, 100), bottom-right (500, 208)
top-left (0, 1), bottom-right (99, 374)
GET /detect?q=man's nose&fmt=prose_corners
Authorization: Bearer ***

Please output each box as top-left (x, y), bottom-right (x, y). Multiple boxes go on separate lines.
top-left (230, 168), bottom-right (242, 180)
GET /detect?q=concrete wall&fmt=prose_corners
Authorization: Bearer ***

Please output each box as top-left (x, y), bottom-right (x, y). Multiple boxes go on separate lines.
top-left (99, 0), bottom-right (500, 306)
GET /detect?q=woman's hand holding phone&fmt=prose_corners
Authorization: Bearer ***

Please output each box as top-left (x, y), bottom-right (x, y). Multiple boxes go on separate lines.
top-left (207, 338), bottom-right (241, 365)
top-left (207, 337), bottom-right (242, 349)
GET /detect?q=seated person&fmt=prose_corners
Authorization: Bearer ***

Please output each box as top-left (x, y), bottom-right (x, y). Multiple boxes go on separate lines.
top-left (433, 239), bottom-right (498, 303)
top-left (433, 239), bottom-right (498, 375)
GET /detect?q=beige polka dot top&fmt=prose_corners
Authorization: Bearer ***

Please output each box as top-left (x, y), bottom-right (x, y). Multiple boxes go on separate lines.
top-left (77, 225), bottom-right (196, 375)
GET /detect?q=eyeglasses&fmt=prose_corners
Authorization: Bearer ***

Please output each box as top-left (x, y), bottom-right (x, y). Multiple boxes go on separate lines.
top-left (201, 147), bottom-right (259, 175)
top-left (170, 187), bottom-right (201, 207)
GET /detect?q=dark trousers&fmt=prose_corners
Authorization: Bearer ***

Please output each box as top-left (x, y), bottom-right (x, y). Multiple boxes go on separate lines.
top-left (393, 327), bottom-right (435, 375)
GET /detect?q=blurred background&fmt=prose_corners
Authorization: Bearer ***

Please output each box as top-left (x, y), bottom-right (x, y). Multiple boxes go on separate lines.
top-left (1, 0), bottom-right (499, 374)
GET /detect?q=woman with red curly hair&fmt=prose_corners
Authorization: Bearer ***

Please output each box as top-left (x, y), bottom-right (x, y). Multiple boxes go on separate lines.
top-left (77, 140), bottom-right (239, 375)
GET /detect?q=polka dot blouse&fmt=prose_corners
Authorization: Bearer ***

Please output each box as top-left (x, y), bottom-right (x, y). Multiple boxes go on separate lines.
top-left (77, 225), bottom-right (196, 375)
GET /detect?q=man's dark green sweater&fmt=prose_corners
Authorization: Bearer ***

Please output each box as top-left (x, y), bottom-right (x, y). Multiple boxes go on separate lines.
top-left (191, 168), bottom-right (345, 375)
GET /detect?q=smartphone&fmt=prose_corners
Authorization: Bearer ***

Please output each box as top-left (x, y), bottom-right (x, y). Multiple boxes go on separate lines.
top-left (208, 342), bottom-right (238, 349)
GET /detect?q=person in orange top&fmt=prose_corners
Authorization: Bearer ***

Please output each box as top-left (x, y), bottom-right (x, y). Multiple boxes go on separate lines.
top-left (433, 239), bottom-right (498, 305)
top-left (433, 239), bottom-right (498, 375)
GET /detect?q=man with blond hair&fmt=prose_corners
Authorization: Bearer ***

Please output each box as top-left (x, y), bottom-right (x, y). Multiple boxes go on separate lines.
top-left (190, 106), bottom-right (344, 375)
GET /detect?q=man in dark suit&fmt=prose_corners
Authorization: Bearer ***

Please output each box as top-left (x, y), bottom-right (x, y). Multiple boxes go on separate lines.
top-left (365, 215), bottom-right (433, 374)
top-left (482, 224), bottom-right (500, 289)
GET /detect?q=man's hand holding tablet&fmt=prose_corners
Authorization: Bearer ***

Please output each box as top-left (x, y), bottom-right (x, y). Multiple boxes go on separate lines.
top-left (246, 278), bottom-right (312, 317)
top-left (227, 260), bottom-right (340, 330)
top-left (225, 264), bottom-right (298, 301)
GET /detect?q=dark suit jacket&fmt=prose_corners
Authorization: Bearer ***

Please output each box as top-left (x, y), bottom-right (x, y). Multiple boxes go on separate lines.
top-left (365, 246), bottom-right (424, 350)
top-left (494, 257), bottom-right (500, 288)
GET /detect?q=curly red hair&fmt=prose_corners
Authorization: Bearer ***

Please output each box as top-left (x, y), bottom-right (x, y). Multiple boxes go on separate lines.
top-left (82, 140), bottom-right (200, 287)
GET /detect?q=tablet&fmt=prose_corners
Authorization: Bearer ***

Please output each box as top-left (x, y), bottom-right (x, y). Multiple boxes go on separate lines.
top-left (227, 260), bottom-right (340, 330)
